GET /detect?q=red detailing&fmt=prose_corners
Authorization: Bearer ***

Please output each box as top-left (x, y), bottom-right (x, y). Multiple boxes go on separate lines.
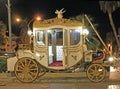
top-left (49, 61), bottom-right (63, 66)
top-left (93, 54), bottom-right (105, 61)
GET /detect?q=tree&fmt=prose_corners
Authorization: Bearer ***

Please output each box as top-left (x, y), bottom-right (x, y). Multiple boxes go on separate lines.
top-left (99, 1), bottom-right (120, 55)
top-left (0, 58), bottom-right (7, 72)
top-left (70, 14), bottom-right (102, 50)
top-left (17, 19), bottom-right (30, 44)
top-left (0, 21), bottom-right (7, 46)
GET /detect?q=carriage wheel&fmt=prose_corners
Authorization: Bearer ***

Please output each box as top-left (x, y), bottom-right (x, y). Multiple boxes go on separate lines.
top-left (86, 63), bottom-right (106, 82)
top-left (14, 57), bottom-right (39, 83)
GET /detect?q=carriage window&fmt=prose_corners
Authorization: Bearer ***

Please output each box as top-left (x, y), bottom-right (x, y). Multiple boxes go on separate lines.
top-left (70, 29), bottom-right (80, 45)
top-left (48, 29), bottom-right (63, 46)
top-left (36, 30), bottom-right (45, 45)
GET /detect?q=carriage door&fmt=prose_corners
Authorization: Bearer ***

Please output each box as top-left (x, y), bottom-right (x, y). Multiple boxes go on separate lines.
top-left (48, 28), bottom-right (63, 66)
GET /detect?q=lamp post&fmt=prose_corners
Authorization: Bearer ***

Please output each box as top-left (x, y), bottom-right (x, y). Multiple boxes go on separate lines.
top-left (27, 17), bottom-right (42, 36)
top-left (7, 0), bottom-right (12, 53)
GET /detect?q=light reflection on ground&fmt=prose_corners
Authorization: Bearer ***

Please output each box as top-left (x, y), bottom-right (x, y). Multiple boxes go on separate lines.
top-left (110, 67), bottom-right (116, 72)
top-left (108, 85), bottom-right (120, 89)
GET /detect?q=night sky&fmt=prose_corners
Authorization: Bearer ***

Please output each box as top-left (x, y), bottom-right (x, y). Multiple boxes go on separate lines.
top-left (0, 0), bottom-right (120, 38)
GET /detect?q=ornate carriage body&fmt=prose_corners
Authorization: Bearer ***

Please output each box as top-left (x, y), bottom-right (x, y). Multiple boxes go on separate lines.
top-left (32, 17), bottom-right (92, 70)
top-left (7, 11), bottom-right (112, 83)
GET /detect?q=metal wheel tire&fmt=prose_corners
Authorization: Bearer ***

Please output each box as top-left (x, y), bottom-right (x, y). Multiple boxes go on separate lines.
top-left (86, 63), bottom-right (106, 82)
top-left (14, 57), bottom-right (39, 83)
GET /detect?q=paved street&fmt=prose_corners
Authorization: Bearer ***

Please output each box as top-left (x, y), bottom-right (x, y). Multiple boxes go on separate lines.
top-left (0, 81), bottom-right (120, 89)
top-left (0, 70), bottom-right (120, 89)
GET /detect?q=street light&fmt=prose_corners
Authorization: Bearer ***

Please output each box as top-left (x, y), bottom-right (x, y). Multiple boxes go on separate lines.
top-left (16, 16), bottom-right (41, 45)
top-left (16, 16), bottom-right (41, 30)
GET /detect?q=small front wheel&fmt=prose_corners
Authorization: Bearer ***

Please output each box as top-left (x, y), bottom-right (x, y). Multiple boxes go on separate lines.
top-left (14, 57), bottom-right (39, 83)
top-left (86, 63), bottom-right (106, 82)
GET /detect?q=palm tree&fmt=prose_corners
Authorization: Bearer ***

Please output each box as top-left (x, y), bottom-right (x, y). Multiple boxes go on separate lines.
top-left (99, 1), bottom-right (120, 55)
top-left (70, 14), bottom-right (102, 50)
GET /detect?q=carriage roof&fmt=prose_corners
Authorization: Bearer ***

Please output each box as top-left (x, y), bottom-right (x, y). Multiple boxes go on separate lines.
top-left (33, 17), bottom-right (84, 28)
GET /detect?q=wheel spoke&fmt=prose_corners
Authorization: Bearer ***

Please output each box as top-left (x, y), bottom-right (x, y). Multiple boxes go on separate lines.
top-left (20, 74), bottom-right (25, 80)
top-left (15, 69), bottom-right (23, 72)
top-left (27, 73), bottom-right (34, 80)
top-left (27, 59), bottom-right (32, 66)
top-left (19, 61), bottom-right (25, 67)
top-left (29, 71), bottom-right (37, 76)
top-left (30, 64), bottom-right (37, 68)
top-left (89, 68), bottom-right (95, 72)
top-left (30, 68), bottom-right (38, 71)
top-left (25, 58), bottom-right (27, 66)
top-left (94, 76), bottom-right (99, 81)
top-left (29, 72), bottom-right (37, 78)
top-left (17, 65), bottom-right (24, 70)
top-left (25, 73), bottom-right (31, 81)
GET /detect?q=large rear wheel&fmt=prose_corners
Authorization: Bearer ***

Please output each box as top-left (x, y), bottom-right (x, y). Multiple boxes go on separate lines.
top-left (14, 57), bottom-right (39, 83)
top-left (86, 63), bottom-right (106, 82)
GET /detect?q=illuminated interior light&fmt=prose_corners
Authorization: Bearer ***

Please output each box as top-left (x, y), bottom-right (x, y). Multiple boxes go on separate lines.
top-left (48, 30), bottom-right (50, 33)
top-left (75, 27), bottom-right (82, 32)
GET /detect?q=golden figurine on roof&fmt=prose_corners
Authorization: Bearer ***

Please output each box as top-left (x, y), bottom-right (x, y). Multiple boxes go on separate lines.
top-left (55, 8), bottom-right (66, 19)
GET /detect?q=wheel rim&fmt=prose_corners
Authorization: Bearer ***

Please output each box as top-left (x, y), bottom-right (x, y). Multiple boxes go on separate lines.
top-left (14, 57), bottom-right (39, 83)
top-left (86, 64), bottom-right (106, 82)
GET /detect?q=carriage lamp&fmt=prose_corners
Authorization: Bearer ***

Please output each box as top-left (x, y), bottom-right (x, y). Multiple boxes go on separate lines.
top-left (83, 29), bottom-right (89, 35)
top-left (108, 56), bottom-right (114, 62)
top-left (28, 30), bottom-right (33, 36)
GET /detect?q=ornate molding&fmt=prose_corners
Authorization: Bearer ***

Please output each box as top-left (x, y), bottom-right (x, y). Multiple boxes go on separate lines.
top-left (33, 18), bottom-right (84, 27)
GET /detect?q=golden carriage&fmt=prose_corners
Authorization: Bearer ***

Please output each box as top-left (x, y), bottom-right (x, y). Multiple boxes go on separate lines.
top-left (9, 10), bottom-right (114, 83)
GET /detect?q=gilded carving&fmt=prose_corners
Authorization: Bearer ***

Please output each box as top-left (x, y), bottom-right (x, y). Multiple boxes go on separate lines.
top-left (71, 55), bottom-right (77, 60)
top-left (33, 18), bottom-right (84, 27)
top-left (39, 55), bottom-right (44, 60)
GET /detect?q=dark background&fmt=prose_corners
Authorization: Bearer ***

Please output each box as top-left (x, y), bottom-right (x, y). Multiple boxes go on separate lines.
top-left (0, 0), bottom-right (120, 38)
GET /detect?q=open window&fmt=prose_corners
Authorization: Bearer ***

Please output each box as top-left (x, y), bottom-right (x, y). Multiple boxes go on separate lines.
top-left (35, 30), bottom-right (45, 46)
top-left (70, 29), bottom-right (81, 45)
top-left (48, 28), bottom-right (63, 66)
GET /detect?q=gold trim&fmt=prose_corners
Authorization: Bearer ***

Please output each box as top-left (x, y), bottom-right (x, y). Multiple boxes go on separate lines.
top-left (71, 55), bottom-right (77, 60)
top-left (33, 18), bottom-right (84, 28)
top-left (39, 55), bottom-right (44, 60)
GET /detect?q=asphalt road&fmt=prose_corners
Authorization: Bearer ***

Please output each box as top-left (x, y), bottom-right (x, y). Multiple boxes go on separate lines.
top-left (0, 81), bottom-right (120, 89)
top-left (0, 69), bottom-right (120, 89)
